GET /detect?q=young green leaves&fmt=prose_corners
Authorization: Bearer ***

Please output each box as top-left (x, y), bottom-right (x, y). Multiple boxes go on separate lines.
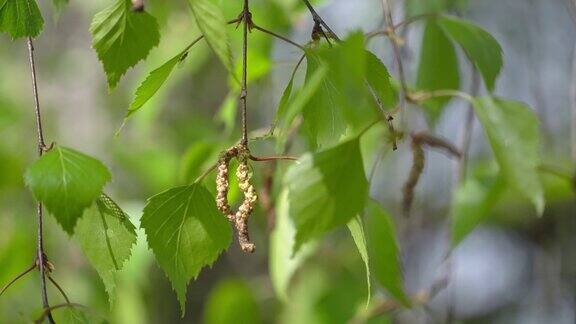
top-left (301, 33), bottom-right (379, 148)
top-left (473, 97), bottom-right (545, 215)
top-left (75, 194), bottom-right (137, 303)
top-left (416, 15), bottom-right (503, 120)
top-left (128, 44), bottom-right (193, 116)
top-left (0, 0), bottom-right (43, 39)
top-left (451, 170), bottom-right (505, 245)
top-left (284, 138), bottom-right (368, 253)
top-left (140, 184), bottom-right (232, 314)
top-left (438, 15), bottom-right (503, 91)
top-left (90, 0), bottom-right (160, 89)
top-left (365, 201), bottom-right (410, 306)
top-left (25, 145), bottom-right (111, 234)
top-left (188, 0), bottom-right (234, 74)
top-left (416, 19), bottom-right (459, 121)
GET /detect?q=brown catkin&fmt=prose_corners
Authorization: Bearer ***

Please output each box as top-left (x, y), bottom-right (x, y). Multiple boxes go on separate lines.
top-left (235, 160), bottom-right (257, 253)
top-left (216, 149), bottom-right (237, 222)
top-left (402, 138), bottom-right (425, 217)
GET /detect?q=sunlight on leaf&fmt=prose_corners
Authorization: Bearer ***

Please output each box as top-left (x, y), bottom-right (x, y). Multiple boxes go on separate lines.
top-left (75, 194), bottom-right (137, 304)
top-left (0, 0), bottom-right (43, 39)
top-left (284, 138), bottom-right (368, 253)
top-left (25, 145), bottom-right (111, 234)
top-left (188, 0), bottom-right (234, 76)
top-left (347, 215), bottom-right (371, 307)
top-left (366, 201), bottom-right (410, 306)
top-left (90, 0), bottom-right (160, 89)
top-left (140, 184), bottom-right (232, 315)
top-left (270, 190), bottom-right (316, 302)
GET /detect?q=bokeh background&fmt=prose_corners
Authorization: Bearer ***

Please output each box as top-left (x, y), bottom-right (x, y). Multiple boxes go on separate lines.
top-left (0, 0), bottom-right (575, 323)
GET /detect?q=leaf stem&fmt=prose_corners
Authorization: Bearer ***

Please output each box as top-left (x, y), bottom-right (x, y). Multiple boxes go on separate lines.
top-left (27, 37), bottom-right (55, 324)
top-left (48, 276), bottom-right (70, 304)
top-left (0, 263), bottom-right (36, 297)
top-left (249, 155), bottom-right (298, 162)
top-left (194, 162), bottom-right (218, 184)
top-left (252, 24), bottom-right (305, 51)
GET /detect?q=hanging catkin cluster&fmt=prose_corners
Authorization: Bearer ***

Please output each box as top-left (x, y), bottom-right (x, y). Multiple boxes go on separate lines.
top-left (402, 137), bottom-right (425, 217)
top-left (216, 147), bottom-right (237, 222)
top-left (215, 145), bottom-right (257, 253)
top-left (402, 132), bottom-right (462, 217)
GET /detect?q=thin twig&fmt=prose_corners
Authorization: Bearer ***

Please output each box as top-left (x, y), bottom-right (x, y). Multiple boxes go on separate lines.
top-left (0, 263), bottom-right (36, 297)
top-left (34, 303), bottom-right (87, 324)
top-left (27, 37), bottom-right (55, 324)
top-left (249, 155), bottom-right (298, 162)
top-left (301, 0), bottom-right (340, 41)
top-left (252, 24), bottom-right (305, 51)
top-left (194, 162), bottom-right (218, 184)
top-left (48, 276), bottom-right (70, 304)
top-left (366, 13), bottom-right (439, 39)
top-left (240, 0), bottom-right (251, 146)
top-left (382, 0), bottom-right (409, 102)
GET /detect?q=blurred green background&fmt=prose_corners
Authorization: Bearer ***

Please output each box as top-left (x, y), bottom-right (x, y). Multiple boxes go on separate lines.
top-left (0, 0), bottom-right (575, 323)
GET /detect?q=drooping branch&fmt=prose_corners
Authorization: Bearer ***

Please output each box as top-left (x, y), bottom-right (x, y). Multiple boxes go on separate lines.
top-left (27, 37), bottom-right (56, 324)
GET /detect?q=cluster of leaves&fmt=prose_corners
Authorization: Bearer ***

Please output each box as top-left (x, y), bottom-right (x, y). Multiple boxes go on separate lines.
top-left (0, 0), bottom-right (548, 319)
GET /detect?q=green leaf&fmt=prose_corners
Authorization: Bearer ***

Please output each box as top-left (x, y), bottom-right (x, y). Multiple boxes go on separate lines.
top-left (284, 138), bottom-right (368, 253)
top-left (452, 172), bottom-right (505, 245)
top-left (347, 215), bottom-right (371, 306)
top-left (90, 0), bottom-right (160, 89)
top-left (473, 97), bottom-right (545, 215)
top-left (269, 190), bottom-right (315, 302)
top-left (438, 15), bottom-right (503, 91)
top-left (75, 194), bottom-right (137, 304)
top-left (128, 45), bottom-right (191, 116)
top-left (140, 184), bottom-right (232, 314)
top-left (365, 201), bottom-right (410, 306)
top-left (365, 51), bottom-right (396, 109)
top-left (0, 0), bottom-right (43, 39)
top-left (416, 20), bottom-right (460, 122)
top-left (272, 73), bottom-right (296, 134)
top-left (25, 145), bottom-right (112, 234)
top-left (188, 0), bottom-right (234, 75)
top-left (204, 279), bottom-right (261, 324)
top-left (302, 32), bottom-right (377, 148)
top-left (276, 62), bottom-right (328, 149)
